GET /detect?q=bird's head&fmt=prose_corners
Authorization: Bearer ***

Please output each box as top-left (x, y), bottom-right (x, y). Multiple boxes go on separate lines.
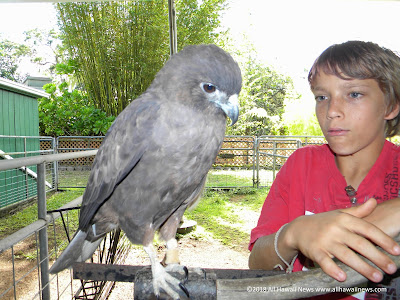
top-left (199, 82), bottom-right (239, 125)
top-left (152, 44), bottom-right (242, 126)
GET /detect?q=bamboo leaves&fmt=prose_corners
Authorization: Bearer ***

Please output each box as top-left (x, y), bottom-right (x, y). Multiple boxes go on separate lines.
top-left (56, 0), bottom-right (227, 117)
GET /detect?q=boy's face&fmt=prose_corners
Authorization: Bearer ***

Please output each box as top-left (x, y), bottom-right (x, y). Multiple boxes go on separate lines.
top-left (312, 71), bottom-right (399, 157)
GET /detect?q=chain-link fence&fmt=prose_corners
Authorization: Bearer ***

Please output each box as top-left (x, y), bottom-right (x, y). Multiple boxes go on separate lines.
top-left (54, 135), bottom-right (327, 191)
top-left (0, 150), bottom-right (130, 300)
top-left (0, 134), bottom-right (327, 300)
top-left (0, 134), bottom-right (327, 213)
top-left (256, 136), bottom-right (326, 185)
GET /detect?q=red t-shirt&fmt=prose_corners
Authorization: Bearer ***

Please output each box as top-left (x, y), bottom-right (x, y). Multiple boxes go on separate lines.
top-left (249, 140), bottom-right (400, 299)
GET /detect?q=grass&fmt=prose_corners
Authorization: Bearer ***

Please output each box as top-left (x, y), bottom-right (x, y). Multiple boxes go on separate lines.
top-left (183, 187), bottom-right (268, 250)
top-left (0, 189), bottom-right (83, 260)
top-left (1, 171), bottom-right (270, 253)
top-left (58, 170), bottom-right (91, 187)
top-left (0, 189), bottom-right (84, 239)
top-left (57, 168), bottom-right (268, 189)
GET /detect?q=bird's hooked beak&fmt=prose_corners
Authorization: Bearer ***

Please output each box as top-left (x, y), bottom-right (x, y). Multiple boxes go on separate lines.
top-left (217, 94), bottom-right (239, 126)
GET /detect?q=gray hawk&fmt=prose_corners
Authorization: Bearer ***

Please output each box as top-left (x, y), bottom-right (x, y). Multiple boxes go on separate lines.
top-left (50, 44), bottom-right (242, 299)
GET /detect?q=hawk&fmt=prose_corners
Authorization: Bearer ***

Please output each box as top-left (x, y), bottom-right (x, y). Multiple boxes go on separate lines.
top-left (50, 44), bottom-right (242, 299)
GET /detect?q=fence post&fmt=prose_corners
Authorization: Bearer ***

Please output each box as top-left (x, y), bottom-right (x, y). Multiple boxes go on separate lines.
top-left (255, 137), bottom-right (260, 188)
top-left (24, 137), bottom-right (29, 200)
top-left (51, 137), bottom-right (58, 191)
top-left (37, 162), bottom-right (50, 300)
top-left (273, 140), bottom-right (276, 179)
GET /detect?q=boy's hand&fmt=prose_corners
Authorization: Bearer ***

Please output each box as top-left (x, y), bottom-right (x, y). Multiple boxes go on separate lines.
top-left (284, 198), bottom-right (400, 282)
top-left (359, 198), bottom-right (400, 238)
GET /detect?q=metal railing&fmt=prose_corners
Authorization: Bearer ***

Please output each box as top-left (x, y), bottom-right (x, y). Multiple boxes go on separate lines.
top-left (0, 134), bottom-right (329, 299)
top-left (0, 150), bottom-right (97, 300)
top-left (0, 135), bottom-right (56, 209)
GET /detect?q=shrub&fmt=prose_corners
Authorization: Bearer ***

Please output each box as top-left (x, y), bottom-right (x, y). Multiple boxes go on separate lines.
top-left (39, 82), bottom-right (115, 136)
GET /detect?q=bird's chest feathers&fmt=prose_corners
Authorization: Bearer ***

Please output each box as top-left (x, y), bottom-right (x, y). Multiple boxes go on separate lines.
top-left (150, 103), bottom-right (225, 174)
top-left (154, 103), bottom-right (225, 144)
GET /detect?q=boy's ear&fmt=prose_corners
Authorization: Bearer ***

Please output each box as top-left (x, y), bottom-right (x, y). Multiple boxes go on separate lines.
top-left (385, 103), bottom-right (400, 120)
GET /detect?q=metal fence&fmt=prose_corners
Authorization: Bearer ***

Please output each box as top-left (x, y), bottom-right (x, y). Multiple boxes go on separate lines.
top-left (256, 136), bottom-right (326, 185)
top-left (54, 135), bottom-right (327, 191)
top-left (1, 134), bottom-right (327, 216)
top-left (0, 134), bottom-right (327, 300)
top-left (0, 150), bottom-right (97, 300)
top-left (0, 135), bottom-right (56, 210)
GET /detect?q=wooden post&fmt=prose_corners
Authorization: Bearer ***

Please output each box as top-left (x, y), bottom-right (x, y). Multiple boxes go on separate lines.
top-left (217, 234), bottom-right (400, 299)
top-left (73, 234), bottom-right (400, 299)
top-left (73, 263), bottom-right (281, 299)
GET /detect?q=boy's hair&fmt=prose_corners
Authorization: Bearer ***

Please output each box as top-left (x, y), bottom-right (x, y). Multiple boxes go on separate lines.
top-left (308, 40), bottom-right (400, 137)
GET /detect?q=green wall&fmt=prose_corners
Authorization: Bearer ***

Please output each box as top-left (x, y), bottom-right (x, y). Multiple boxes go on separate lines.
top-left (0, 79), bottom-right (46, 209)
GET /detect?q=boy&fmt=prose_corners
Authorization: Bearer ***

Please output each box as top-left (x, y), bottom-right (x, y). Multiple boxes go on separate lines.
top-left (249, 41), bottom-right (400, 299)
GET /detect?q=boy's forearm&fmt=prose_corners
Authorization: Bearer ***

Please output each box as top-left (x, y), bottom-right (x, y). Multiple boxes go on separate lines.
top-left (248, 228), bottom-right (299, 270)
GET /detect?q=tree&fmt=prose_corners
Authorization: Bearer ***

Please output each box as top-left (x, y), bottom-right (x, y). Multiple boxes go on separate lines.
top-left (23, 28), bottom-right (63, 76)
top-left (56, 0), bottom-right (228, 117)
top-left (175, 0), bottom-right (227, 48)
top-left (283, 97), bottom-right (323, 136)
top-left (0, 38), bottom-right (31, 82)
top-left (0, 29), bottom-right (68, 82)
top-left (39, 81), bottom-right (115, 137)
top-left (226, 51), bottom-right (298, 137)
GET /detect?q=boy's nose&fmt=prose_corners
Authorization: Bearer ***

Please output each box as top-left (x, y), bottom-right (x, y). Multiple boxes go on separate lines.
top-left (326, 97), bottom-right (343, 119)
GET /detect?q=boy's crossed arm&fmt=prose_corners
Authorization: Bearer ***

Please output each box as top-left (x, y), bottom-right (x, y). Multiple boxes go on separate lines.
top-left (249, 198), bottom-right (400, 283)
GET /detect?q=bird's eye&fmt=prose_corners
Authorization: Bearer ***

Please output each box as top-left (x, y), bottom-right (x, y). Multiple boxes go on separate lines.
top-left (202, 83), bottom-right (216, 93)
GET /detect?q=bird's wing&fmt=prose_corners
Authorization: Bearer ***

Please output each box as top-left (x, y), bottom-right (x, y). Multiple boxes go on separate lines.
top-left (78, 98), bottom-right (158, 230)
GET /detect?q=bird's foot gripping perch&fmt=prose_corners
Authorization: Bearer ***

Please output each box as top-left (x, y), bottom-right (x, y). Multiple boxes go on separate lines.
top-left (153, 263), bottom-right (189, 299)
top-left (144, 245), bottom-right (190, 299)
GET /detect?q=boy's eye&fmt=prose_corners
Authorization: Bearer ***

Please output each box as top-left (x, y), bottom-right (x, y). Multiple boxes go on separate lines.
top-left (315, 95), bottom-right (328, 102)
top-left (349, 92), bottom-right (362, 98)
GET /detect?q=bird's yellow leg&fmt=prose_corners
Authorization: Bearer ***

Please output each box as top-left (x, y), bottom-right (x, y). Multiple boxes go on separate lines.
top-left (164, 238), bottom-right (180, 265)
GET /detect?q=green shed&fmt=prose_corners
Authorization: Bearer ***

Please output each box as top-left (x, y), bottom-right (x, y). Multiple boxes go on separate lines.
top-left (0, 77), bottom-right (49, 209)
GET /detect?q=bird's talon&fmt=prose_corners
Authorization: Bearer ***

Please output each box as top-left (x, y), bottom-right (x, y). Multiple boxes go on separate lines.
top-left (183, 266), bottom-right (189, 283)
top-left (179, 282), bottom-right (190, 298)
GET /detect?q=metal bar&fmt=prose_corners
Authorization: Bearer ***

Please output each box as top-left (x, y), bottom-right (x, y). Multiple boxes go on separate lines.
top-left (37, 162), bottom-right (50, 300)
top-left (0, 135), bottom-right (53, 139)
top-left (24, 137), bottom-right (29, 200)
top-left (0, 149), bottom-right (98, 171)
top-left (0, 219), bottom-right (47, 254)
top-left (252, 137), bottom-right (257, 188)
top-left (36, 231), bottom-right (42, 300)
top-left (258, 147), bottom-right (298, 151)
top-left (57, 135), bottom-right (105, 140)
top-left (12, 246), bottom-right (16, 300)
top-left (272, 141), bottom-right (277, 180)
top-left (258, 152), bottom-right (289, 159)
top-left (255, 137), bottom-right (260, 188)
top-left (56, 148), bottom-right (99, 151)
top-left (0, 149), bottom-right (53, 156)
top-left (168, 0), bottom-right (177, 56)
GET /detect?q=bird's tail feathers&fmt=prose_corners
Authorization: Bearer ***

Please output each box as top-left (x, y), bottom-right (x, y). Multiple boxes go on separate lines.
top-left (49, 230), bottom-right (102, 274)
